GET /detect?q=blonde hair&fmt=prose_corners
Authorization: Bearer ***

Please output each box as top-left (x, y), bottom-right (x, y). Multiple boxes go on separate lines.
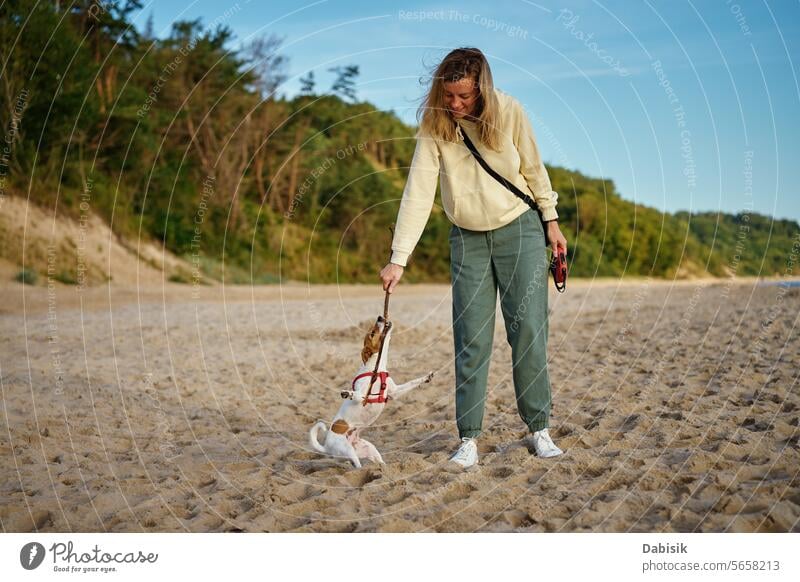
top-left (417, 47), bottom-right (502, 151)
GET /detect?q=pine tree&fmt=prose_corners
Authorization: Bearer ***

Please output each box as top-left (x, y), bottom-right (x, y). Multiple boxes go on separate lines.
top-left (299, 71), bottom-right (315, 95)
top-left (328, 65), bottom-right (359, 102)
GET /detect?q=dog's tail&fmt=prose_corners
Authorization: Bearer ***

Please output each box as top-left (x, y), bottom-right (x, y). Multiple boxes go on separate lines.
top-left (309, 421), bottom-right (327, 454)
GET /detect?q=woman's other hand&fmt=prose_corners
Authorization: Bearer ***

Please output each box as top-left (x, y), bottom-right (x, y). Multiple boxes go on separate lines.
top-left (546, 221), bottom-right (568, 256)
top-left (380, 263), bottom-right (404, 294)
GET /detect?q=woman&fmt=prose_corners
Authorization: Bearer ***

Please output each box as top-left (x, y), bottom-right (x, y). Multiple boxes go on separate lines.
top-left (379, 47), bottom-right (567, 468)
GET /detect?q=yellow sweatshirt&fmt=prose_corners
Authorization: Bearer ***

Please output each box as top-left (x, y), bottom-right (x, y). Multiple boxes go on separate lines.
top-left (389, 88), bottom-right (559, 267)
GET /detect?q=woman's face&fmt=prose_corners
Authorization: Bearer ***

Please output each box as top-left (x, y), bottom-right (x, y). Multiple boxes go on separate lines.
top-left (443, 77), bottom-right (480, 119)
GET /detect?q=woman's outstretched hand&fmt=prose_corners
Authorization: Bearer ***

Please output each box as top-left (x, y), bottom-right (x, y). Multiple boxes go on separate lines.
top-left (546, 221), bottom-right (568, 257)
top-left (380, 263), bottom-right (404, 294)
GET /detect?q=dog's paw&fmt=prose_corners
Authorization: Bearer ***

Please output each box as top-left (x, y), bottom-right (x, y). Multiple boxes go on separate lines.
top-left (425, 371), bottom-right (435, 383)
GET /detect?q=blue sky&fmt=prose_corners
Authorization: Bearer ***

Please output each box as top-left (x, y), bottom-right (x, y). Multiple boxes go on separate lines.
top-left (134, 0), bottom-right (800, 222)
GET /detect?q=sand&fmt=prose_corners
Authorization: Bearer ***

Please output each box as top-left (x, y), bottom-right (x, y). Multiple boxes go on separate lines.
top-left (1, 276), bottom-right (798, 532)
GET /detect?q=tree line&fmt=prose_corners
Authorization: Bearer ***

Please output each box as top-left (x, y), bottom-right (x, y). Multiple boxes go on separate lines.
top-left (1, 0), bottom-right (796, 284)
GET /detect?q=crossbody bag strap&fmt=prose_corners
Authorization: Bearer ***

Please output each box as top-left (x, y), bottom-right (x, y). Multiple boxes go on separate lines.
top-left (460, 128), bottom-right (551, 245)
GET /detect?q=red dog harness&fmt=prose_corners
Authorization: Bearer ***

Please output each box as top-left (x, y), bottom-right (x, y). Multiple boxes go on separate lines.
top-left (352, 371), bottom-right (391, 404)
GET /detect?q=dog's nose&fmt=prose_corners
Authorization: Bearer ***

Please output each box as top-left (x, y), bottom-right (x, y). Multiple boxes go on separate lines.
top-left (377, 315), bottom-right (384, 323)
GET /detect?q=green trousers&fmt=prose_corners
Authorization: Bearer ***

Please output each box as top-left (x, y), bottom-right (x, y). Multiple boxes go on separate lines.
top-left (449, 208), bottom-right (552, 439)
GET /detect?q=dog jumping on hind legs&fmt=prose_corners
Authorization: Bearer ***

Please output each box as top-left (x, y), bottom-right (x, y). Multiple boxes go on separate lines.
top-left (309, 315), bottom-right (434, 468)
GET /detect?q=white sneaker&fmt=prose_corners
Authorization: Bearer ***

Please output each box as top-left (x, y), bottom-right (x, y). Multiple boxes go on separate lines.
top-left (449, 437), bottom-right (478, 468)
top-left (531, 428), bottom-right (563, 458)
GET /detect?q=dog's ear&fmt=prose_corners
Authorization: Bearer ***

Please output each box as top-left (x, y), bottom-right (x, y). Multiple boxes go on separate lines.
top-left (361, 345), bottom-right (373, 364)
top-left (361, 324), bottom-right (380, 363)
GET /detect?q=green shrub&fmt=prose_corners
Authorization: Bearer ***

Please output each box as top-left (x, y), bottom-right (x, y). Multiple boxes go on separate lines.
top-left (14, 269), bottom-right (38, 285)
top-left (53, 271), bottom-right (78, 285)
top-left (168, 272), bottom-right (191, 284)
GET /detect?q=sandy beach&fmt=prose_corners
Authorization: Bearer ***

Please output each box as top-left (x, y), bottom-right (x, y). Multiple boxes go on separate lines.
top-left (1, 277), bottom-right (798, 532)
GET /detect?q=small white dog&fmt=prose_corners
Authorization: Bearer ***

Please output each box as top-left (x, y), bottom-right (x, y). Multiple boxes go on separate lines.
top-left (309, 316), bottom-right (434, 468)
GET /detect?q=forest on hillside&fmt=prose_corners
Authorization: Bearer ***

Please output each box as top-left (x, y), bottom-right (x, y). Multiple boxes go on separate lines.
top-left (1, 1), bottom-right (797, 284)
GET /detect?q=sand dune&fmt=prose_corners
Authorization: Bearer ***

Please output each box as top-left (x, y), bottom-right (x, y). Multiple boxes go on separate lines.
top-left (1, 277), bottom-right (798, 532)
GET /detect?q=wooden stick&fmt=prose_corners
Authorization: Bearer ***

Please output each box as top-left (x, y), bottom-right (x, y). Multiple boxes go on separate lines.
top-left (363, 291), bottom-right (392, 406)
